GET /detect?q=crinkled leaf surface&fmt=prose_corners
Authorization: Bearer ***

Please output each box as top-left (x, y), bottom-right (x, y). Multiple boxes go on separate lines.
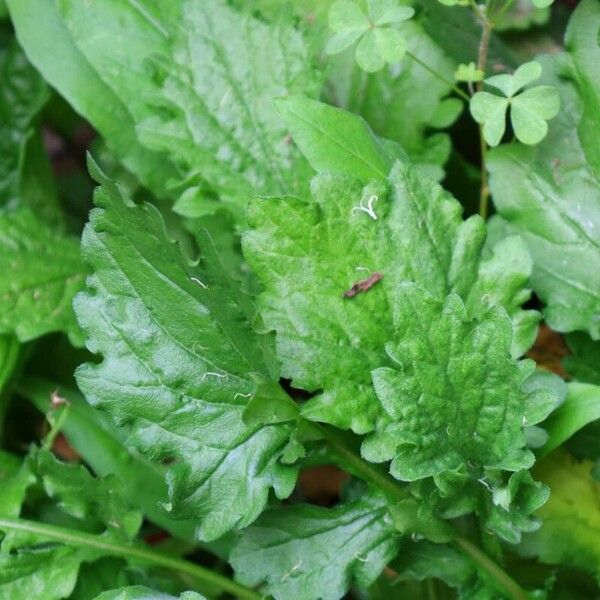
top-left (75, 171), bottom-right (297, 541)
top-left (56, 0), bottom-right (319, 216)
top-left (488, 0), bottom-right (600, 338)
top-left (0, 208), bottom-right (87, 345)
top-left (231, 494), bottom-right (398, 600)
top-left (244, 161), bottom-right (537, 433)
top-left (362, 283), bottom-right (534, 481)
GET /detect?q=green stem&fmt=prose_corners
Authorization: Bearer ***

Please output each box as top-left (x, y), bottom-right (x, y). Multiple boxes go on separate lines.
top-left (456, 537), bottom-right (529, 600)
top-left (405, 50), bottom-right (470, 102)
top-left (312, 423), bottom-right (410, 503)
top-left (42, 404), bottom-right (70, 451)
top-left (0, 517), bottom-right (261, 600)
top-left (475, 13), bottom-right (493, 219)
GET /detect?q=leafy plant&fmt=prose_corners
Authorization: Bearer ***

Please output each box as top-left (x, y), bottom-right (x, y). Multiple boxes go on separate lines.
top-left (1, 0), bottom-right (600, 599)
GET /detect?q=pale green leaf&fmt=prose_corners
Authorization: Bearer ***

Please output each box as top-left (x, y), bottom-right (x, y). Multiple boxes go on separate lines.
top-left (75, 169), bottom-right (296, 541)
top-left (356, 30), bottom-right (386, 72)
top-left (373, 27), bottom-right (407, 64)
top-left (520, 451), bottom-right (600, 579)
top-left (231, 494), bottom-right (399, 600)
top-left (510, 86), bottom-right (560, 145)
top-left (542, 382), bottom-right (600, 455)
top-left (487, 61), bottom-right (542, 97)
top-left (326, 30), bottom-right (365, 55)
top-left (370, 1), bottom-right (414, 25)
top-left (469, 92), bottom-right (508, 147)
top-left (454, 62), bottom-right (484, 83)
top-left (0, 208), bottom-right (87, 345)
top-left (329, 0), bottom-right (369, 31)
top-left (488, 2), bottom-right (600, 338)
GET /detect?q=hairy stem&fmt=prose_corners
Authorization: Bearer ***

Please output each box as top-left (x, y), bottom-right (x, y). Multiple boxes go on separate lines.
top-left (476, 13), bottom-right (493, 219)
top-left (406, 50), bottom-right (470, 101)
top-left (0, 517), bottom-right (261, 600)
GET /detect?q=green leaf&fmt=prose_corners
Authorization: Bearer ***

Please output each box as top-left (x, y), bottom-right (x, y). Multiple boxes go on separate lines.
top-left (0, 208), bottom-right (87, 345)
top-left (455, 62), bottom-right (484, 82)
top-left (56, 0), bottom-right (319, 216)
top-left (94, 587), bottom-right (206, 600)
top-left (0, 335), bottom-right (20, 434)
top-left (510, 85), bottom-right (560, 145)
top-left (469, 92), bottom-right (509, 147)
top-left (542, 382), bottom-right (600, 455)
top-left (362, 283), bottom-right (535, 481)
top-left (520, 450), bottom-right (600, 579)
top-left (329, 0), bottom-right (369, 32)
top-left (488, 1), bottom-right (600, 338)
top-left (74, 168), bottom-right (296, 541)
top-left (231, 494), bottom-right (399, 600)
top-left (244, 162), bottom-right (536, 433)
top-left (327, 18), bottom-right (458, 179)
top-left (0, 40), bottom-right (49, 207)
top-left (486, 61), bottom-right (542, 97)
top-left (274, 95), bottom-right (404, 182)
top-left (564, 333), bottom-right (600, 385)
top-left (6, 0), bottom-right (176, 199)
top-left (0, 447), bottom-right (142, 600)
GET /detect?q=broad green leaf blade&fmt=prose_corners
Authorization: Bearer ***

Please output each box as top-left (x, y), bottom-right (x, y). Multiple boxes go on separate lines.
top-left (94, 588), bottom-right (205, 600)
top-left (58, 0), bottom-right (320, 216)
top-left (244, 161), bottom-right (534, 433)
top-left (6, 0), bottom-right (176, 199)
top-left (0, 208), bottom-right (86, 345)
top-left (520, 451), bottom-right (600, 579)
top-left (231, 494), bottom-right (399, 600)
top-left (488, 1), bottom-right (600, 338)
top-left (542, 382), bottom-right (600, 455)
top-left (362, 283), bottom-right (533, 481)
top-left (274, 95), bottom-right (403, 183)
top-left (0, 40), bottom-right (48, 206)
top-left (564, 332), bottom-right (600, 384)
top-left (74, 170), bottom-right (296, 541)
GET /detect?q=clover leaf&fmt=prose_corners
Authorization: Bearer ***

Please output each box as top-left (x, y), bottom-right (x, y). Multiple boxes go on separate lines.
top-left (470, 61), bottom-right (560, 146)
top-left (327, 0), bottom-right (415, 72)
top-left (455, 62), bottom-right (484, 83)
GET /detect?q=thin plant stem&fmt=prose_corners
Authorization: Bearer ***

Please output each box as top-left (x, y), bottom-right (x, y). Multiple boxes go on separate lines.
top-left (405, 50), bottom-right (470, 101)
top-left (456, 537), bottom-right (529, 600)
top-left (0, 517), bottom-right (262, 600)
top-left (476, 12), bottom-right (493, 218)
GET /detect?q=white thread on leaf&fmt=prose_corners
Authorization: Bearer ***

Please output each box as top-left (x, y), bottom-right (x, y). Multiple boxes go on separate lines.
top-left (191, 277), bottom-right (208, 289)
top-left (281, 561), bottom-right (303, 582)
top-left (234, 392), bottom-right (253, 400)
top-left (201, 372), bottom-right (228, 382)
top-left (351, 194), bottom-right (378, 220)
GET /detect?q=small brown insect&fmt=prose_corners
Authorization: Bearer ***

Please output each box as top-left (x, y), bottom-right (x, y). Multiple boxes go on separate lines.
top-left (343, 272), bottom-right (383, 298)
